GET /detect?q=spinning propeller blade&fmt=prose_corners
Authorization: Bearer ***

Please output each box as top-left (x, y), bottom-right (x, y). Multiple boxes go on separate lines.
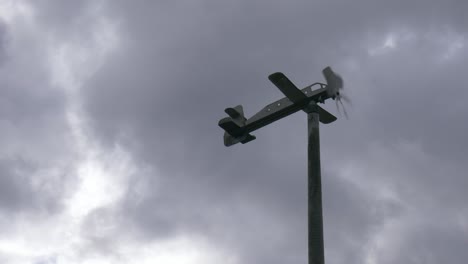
top-left (323, 66), bottom-right (351, 119)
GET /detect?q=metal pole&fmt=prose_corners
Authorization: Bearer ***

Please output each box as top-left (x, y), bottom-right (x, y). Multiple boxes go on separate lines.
top-left (305, 103), bottom-right (324, 264)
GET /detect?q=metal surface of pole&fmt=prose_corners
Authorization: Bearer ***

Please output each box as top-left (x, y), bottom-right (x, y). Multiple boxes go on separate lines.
top-left (305, 103), bottom-right (324, 264)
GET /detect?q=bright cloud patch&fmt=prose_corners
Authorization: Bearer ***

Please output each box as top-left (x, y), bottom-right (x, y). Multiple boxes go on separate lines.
top-left (367, 27), bottom-right (466, 62)
top-left (0, 1), bottom-right (235, 263)
top-left (0, 0), bottom-right (35, 25)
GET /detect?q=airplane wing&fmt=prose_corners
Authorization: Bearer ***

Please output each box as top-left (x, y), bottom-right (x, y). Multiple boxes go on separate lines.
top-left (268, 72), bottom-right (307, 104)
top-left (269, 72), bottom-right (336, 124)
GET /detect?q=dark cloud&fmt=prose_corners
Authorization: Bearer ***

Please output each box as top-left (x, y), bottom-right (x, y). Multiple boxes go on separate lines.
top-left (76, 0), bottom-right (468, 263)
top-left (0, 22), bottom-right (6, 64)
top-left (0, 158), bottom-right (35, 211)
top-left (0, 19), bottom-right (70, 163)
top-left (0, 2), bottom-right (75, 220)
top-left (0, 0), bottom-right (466, 263)
top-left (30, 0), bottom-right (96, 37)
top-left (389, 226), bottom-right (468, 264)
top-left (0, 157), bottom-right (70, 218)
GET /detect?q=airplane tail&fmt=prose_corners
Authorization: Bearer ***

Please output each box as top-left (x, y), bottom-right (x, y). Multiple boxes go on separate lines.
top-left (224, 132), bottom-right (256, 147)
top-left (218, 105), bottom-right (256, 147)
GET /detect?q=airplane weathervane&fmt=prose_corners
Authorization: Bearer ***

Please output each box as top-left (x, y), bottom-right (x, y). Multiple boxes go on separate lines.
top-left (218, 66), bottom-right (349, 264)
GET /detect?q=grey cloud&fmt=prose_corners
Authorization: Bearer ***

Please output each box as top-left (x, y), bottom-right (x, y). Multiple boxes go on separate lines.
top-left (23, 0), bottom-right (468, 263)
top-left (0, 157), bottom-right (67, 216)
top-left (0, 21), bottom-right (70, 163)
top-left (0, 158), bottom-right (36, 211)
top-left (30, 0), bottom-right (97, 38)
top-left (0, 4), bottom-right (76, 219)
top-left (0, 22), bottom-right (6, 64)
top-left (375, 224), bottom-right (468, 264)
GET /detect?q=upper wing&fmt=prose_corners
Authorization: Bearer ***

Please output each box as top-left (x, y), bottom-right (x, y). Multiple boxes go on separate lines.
top-left (269, 72), bottom-right (336, 124)
top-left (268, 72), bottom-right (307, 104)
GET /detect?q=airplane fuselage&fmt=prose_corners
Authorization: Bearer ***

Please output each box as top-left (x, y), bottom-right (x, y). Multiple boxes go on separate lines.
top-left (219, 67), bottom-right (341, 146)
top-left (245, 84), bottom-right (329, 133)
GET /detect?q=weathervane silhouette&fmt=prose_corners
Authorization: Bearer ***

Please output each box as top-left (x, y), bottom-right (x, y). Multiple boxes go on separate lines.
top-left (218, 67), bottom-right (348, 264)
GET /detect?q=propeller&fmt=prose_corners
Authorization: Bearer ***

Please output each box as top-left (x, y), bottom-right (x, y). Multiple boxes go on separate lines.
top-left (322, 66), bottom-right (351, 119)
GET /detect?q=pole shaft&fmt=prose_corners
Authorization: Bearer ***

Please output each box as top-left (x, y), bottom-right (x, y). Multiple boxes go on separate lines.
top-left (307, 104), bottom-right (324, 264)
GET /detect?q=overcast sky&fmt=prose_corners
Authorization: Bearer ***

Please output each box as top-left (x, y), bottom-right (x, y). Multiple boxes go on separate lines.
top-left (1, 1), bottom-right (468, 263)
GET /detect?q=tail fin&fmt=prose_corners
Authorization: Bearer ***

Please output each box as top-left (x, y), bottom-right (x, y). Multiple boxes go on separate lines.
top-left (218, 105), bottom-right (247, 137)
top-left (219, 104), bottom-right (256, 146)
top-left (225, 105), bottom-right (246, 124)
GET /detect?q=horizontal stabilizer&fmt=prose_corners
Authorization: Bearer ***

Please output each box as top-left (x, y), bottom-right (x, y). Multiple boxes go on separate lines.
top-left (218, 117), bottom-right (244, 136)
top-left (224, 132), bottom-right (256, 147)
top-left (317, 105), bottom-right (337, 124)
top-left (268, 72), bottom-right (307, 104)
top-left (240, 133), bottom-right (256, 144)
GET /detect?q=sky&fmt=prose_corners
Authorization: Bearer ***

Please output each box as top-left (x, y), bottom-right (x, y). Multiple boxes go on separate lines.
top-left (0, 0), bottom-right (467, 263)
